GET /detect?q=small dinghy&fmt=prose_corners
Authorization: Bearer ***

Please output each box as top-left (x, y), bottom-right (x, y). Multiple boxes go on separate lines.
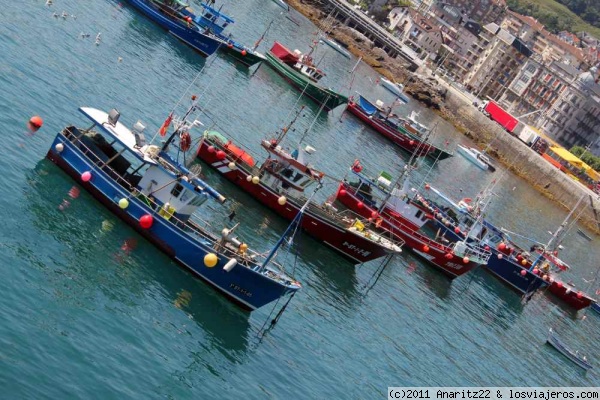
top-left (546, 328), bottom-right (592, 370)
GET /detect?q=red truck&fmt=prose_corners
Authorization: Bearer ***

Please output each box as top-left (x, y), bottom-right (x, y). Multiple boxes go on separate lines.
top-left (481, 101), bottom-right (519, 133)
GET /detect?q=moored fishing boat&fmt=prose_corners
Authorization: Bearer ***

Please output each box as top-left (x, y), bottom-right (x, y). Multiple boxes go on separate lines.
top-left (195, 127), bottom-right (404, 265)
top-left (319, 36), bottom-right (351, 58)
top-left (264, 41), bottom-right (349, 111)
top-left (546, 328), bottom-right (592, 370)
top-left (346, 95), bottom-right (452, 160)
top-left (46, 102), bottom-right (301, 311)
top-left (456, 145), bottom-right (496, 172)
top-left (334, 162), bottom-right (490, 278)
top-left (177, 1), bottom-right (266, 67)
top-left (122, 0), bottom-right (222, 57)
top-left (398, 184), bottom-right (548, 297)
top-left (380, 77), bottom-right (410, 103)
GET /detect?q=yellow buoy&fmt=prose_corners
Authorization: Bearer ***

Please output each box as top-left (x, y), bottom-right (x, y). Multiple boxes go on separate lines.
top-left (204, 253), bottom-right (218, 267)
top-left (239, 243), bottom-right (248, 255)
top-left (251, 176), bottom-right (260, 184)
top-left (118, 198), bottom-right (129, 209)
top-left (277, 196), bottom-right (287, 205)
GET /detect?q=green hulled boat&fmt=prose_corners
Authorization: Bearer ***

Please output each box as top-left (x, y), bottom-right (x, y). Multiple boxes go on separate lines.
top-left (264, 41), bottom-right (348, 111)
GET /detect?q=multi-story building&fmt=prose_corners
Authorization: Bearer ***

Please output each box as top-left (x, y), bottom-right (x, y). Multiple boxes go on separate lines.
top-left (464, 23), bottom-right (533, 100)
top-left (437, 0), bottom-right (507, 24)
top-left (499, 58), bottom-right (578, 122)
top-left (502, 11), bottom-right (587, 68)
top-left (388, 8), bottom-right (446, 59)
top-left (537, 67), bottom-right (600, 155)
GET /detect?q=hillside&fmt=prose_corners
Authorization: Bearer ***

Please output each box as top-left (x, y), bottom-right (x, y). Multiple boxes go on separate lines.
top-left (506, 0), bottom-right (600, 38)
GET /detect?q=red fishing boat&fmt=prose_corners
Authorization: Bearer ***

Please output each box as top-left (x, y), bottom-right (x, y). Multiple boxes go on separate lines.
top-left (333, 162), bottom-right (490, 278)
top-left (346, 94), bottom-right (453, 160)
top-left (195, 128), bottom-right (403, 265)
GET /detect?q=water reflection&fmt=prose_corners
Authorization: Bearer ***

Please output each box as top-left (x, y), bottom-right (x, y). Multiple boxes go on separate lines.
top-left (24, 160), bottom-right (252, 357)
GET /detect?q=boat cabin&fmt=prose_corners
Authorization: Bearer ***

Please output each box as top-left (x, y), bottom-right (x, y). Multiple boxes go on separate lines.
top-left (294, 62), bottom-right (324, 82)
top-left (260, 140), bottom-right (324, 193)
top-left (66, 107), bottom-right (223, 223)
top-left (193, 2), bottom-right (235, 35)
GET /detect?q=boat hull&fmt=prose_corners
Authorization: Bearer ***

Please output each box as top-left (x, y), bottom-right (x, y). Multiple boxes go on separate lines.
top-left (346, 101), bottom-right (433, 157)
top-left (220, 45), bottom-right (265, 67)
top-left (196, 140), bottom-right (396, 264)
top-left (456, 145), bottom-right (489, 170)
top-left (484, 253), bottom-right (548, 296)
top-left (264, 49), bottom-right (348, 111)
top-left (124, 0), bottom-right (221, 57)
top-left (546, 281), bottom-right (595, 311)
top-left (336, 182), bottom-right (478, 278)
top-left (547, 330), bottom-right (593, 370)
top-left (320, 38), bottom-right (351, 58)
top-left (46, 134), bottom-right (298, 311)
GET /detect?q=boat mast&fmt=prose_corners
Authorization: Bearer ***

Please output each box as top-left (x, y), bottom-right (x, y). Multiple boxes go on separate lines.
top-left (273, 105), bottom-right (305, 146)
top-left (546, 193), bottom-right (586, 252)
top-left (259, 183), bottom-right (322, 271)
top-left (161, 96), bottom-right (198, 152)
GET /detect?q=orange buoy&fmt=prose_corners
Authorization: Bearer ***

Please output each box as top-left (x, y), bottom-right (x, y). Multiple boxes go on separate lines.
top-left (28, 115), bottom-right (44, 132)
top-left (241, 49), bottom-right (247, 56)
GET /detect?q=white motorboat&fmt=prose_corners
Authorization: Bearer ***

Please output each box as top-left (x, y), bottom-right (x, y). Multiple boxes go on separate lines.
top-left (456, 145), bottom-right (496, 172)
top-left (380, 77), bottom-right (410, 103)
top-left (319, 37), bottom-right (351, 58)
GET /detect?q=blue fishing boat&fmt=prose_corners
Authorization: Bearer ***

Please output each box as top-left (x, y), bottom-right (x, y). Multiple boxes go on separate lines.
top-left (177, 1), bottom-right (267, 67)
top-left (123, 0), bottom-right (222, 57)
top-left (546, 328), bottom-right (592, 370)
top-left (46, 101), bottom-right (301, 311)
top-left (405, 185), bottom-right (548, 297)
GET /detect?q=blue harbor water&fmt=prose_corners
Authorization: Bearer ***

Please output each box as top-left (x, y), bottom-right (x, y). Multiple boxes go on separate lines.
top-left (1, 0), bottom-right (600, 396)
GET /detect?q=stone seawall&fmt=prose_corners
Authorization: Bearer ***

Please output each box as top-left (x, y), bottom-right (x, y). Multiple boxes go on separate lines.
top-left (442, 86), bottom-right (600, 233)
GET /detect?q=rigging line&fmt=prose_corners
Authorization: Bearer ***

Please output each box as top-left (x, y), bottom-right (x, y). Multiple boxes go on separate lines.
top-left (298, 93), bottom-right (329, 144)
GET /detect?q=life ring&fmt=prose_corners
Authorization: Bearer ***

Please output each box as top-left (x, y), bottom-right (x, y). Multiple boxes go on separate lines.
top-left (352, 159), bottom-right (363, 173)
top-left (180, 132), bottom-right (192, 152)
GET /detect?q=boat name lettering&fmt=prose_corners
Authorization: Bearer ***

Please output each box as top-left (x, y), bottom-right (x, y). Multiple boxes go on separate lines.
top-left (445, 263), bottom-right (463, 270)
top-left (342, 242), bottom-right (371, 257)
top-left (229, 283), bottom-right (252, 297)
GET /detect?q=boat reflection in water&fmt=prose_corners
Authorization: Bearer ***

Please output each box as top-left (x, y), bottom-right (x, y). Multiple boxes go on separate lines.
top-left (25, 160), bottom-right (254, 356)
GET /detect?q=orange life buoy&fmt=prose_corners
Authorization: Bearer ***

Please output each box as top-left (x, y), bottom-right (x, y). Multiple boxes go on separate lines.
top-left (180, 132), bottom-right (192, 152)
top-left (352, 159), bottom-right (363, 173)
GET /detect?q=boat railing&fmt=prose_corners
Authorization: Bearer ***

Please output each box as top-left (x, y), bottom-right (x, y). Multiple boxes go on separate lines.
top-left (452, 241), bottom-right (492, 264)
top-left (62, 128), bottom-right (286, 273)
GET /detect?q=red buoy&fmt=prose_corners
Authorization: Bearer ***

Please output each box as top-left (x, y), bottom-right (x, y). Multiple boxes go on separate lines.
top-left (498, 242), bottom-right (506, 251)
top-left (445, 253), bottom-right (453, 259)
top-left (241, 49), bottom-right (247, 56)
top-left (357, 201), bottom-right (364, 209)
top-left (207, 145), bottom-right (215, 153)
top-left (424, 184), bottom-right (430, 190)
top-left (577, 291), bottom-right (583, 299)
top-left (227, 43), bottom-right (234, 48)
top-left (140, 214), bottom-right (153, 229)
top-left (28, 115), bottom-right (44, 132)
top-left (520, 269), bottom-right (527, 276)
top-left (454, 227), bottom-right (461, 234)
top-left (339, 189), bottom-right (346, 196)
top-left (484, 245), bottom-right (490, 251)
top-left (556, 281), bottom-right (563, 289)
top-left (409, 140), bottom-right (415, 146)
top-left (216, 150), bottom-right (226, 160)
top-left (370, 211), bottom-right (378, 219)
top-left (423, 245), bottom-right (430, 253)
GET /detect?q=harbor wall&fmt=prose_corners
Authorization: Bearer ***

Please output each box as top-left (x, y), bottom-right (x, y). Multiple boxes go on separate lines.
top-left (441, 87), bottom-right (600, 233)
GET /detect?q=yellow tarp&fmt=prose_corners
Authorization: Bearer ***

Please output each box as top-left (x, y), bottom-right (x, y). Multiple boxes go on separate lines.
top-left (550, 146), bottom-right (583, 167)
top-left (549, 146), bottom-right (600, 181)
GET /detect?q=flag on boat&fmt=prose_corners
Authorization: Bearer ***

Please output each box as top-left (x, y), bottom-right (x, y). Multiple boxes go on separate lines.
top-left (159, 112), bottom-right (173, 136)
